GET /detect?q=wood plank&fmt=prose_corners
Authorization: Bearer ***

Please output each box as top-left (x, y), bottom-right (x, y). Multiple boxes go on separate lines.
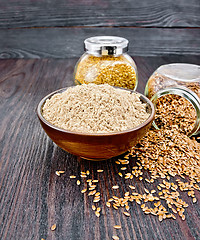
top-left (0, 58), bottom-right (199, 240)
top-left (0, 0), bottom-right (199, 28)
top-left (0, 27), bottom-right (200, 59)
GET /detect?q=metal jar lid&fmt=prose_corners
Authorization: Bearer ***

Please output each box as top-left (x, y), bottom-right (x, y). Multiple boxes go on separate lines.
top-left (84, 36), bottom-right (129, 56)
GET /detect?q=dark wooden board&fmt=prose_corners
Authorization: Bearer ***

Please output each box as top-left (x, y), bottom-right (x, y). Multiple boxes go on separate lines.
top-left (0, 27), bottom-right (200, 59)
top-left (0, 57), bottom-right (199, 240)
top-left (0, 0), bottom-right (200, 29)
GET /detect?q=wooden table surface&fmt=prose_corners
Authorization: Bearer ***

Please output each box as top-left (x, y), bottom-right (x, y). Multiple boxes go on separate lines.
top-left (0, 56), bottom-right (200, 240)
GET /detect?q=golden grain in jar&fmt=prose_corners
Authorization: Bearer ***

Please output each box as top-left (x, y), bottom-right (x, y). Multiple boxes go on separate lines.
top-left (74, 36), bottom-right (138, 90)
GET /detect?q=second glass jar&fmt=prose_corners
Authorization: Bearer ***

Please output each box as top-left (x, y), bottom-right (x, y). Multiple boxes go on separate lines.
top-left (145, 63), bottom-right (200, 136)
top-left (74, 36), bottom-right (138, 90)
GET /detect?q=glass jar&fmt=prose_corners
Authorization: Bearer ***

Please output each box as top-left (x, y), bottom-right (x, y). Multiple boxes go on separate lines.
top-left (73, 36), bottom-right (138, 90)
top-left (145, 63), bottom-right (200, 136)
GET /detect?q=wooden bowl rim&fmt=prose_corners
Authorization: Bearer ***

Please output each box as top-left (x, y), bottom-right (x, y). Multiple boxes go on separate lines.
top-left (37, 86), bottom-right (155, 136)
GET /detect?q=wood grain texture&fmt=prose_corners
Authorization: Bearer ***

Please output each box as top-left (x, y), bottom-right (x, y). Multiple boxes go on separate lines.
top-left (0, 27), bottom-right (200, 59)
top-left (0, 0), bottom-right (199, 28)
top-left (0, 57), bottom-right (199, 240)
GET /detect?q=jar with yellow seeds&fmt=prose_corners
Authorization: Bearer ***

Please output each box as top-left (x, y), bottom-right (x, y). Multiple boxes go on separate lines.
top-left (74, 36), bottom-right (138, 90)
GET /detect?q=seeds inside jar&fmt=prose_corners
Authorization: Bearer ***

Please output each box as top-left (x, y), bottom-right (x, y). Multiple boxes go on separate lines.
top-left (75, 55), bottom-right (137, 90)
top-left (154, 94), bottom-right (196, 135)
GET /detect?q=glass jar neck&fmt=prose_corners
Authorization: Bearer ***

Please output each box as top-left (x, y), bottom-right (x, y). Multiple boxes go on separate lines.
top-left (85, 50), bottom-right (124, 57)
top-left (150, 86), bottom-right (200, 136)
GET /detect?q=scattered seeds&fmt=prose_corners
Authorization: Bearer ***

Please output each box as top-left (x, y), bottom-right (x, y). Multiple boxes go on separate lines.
top-left (96, 207), bottom-right (101, 212)
top-left (81, 174), bottom-right (87, 178)
top-left (81, 189), bottom-right (87, 193)
top-left (77, 180), bottom-right (81, 185)
top-left (70, 175), bottom-right (76, 179)
top-left (106, 202), bottom-right (111, 208)
top-left (51, 224), bottom-right (56, 231)
top-left (123, 212), bottom-right (130, 217)
top-left (68, 125), bottom-right (199, 227)
top-left (182, 215), bottom-right (186, 220)
top-left (125, 205), bottom-right (130, 211)
top-left (95, 211), bottom-right (100, 217)
top-left (88, 190), bottom-right (96, 196)
top-left (112, 235), bottom-right (119, 240)
top-left (112, 186), bottom-right (119, 189)
top-left (97, 169), bottom-right (104, 173)
top-left (144, 188), bottom-right (149, 194)
top-left (113, 205), bottom-right (119, 210)
top-left (121, 167), bottom-right (127, 171)
top-left (193, 198), bottom-right (197, 203)
top-left (113, 225), bottom-right (121, 229)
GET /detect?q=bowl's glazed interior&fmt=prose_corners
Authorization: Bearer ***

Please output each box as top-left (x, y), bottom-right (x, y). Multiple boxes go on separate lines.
top-left (37, 87), bottom-right (155, 161)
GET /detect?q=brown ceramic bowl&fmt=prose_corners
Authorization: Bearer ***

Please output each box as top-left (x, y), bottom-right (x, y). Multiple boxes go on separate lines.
top-left (37, 87), bottom-right (155, 161)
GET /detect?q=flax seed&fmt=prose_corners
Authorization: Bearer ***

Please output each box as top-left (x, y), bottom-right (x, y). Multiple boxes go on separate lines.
top-left (144, 188), bottom-right (149, 194)
top-left (106, 202), bottom-right (111, 208)
top-left (96, 207), bottom-right (101, 212)
top-left (193, 198), bottom-right (197, 203)
top-left (51, 224), bottom-right (56, 231)
top-left (70, 175), bottom-right (76, 179)
top-left (113, 225), bottom-right (121, 229)
top-left (121, 167), bottom-right (127, 170)
top-left (81, 189), bottom-right (87, 193)
top-left (123, 212), bottom-right (130, 217)
top-left (93, 180), bottom-right (99, 183)
top-left (88, 190), bottom-right (96, 196)
top-left (112, 236), bottom-right (119, 240)
top-left (95, 211), bottom-right (100, 217)
top-left (77, 180), bottom-right (81, 185)
top-left (80, 175), bottom-right (87, 178)
top-left (125, 205), bottom-right (130, 211)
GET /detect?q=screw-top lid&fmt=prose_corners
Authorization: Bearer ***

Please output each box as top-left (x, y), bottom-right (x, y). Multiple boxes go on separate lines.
top-left (84, 36), bottom-right (129, 56)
